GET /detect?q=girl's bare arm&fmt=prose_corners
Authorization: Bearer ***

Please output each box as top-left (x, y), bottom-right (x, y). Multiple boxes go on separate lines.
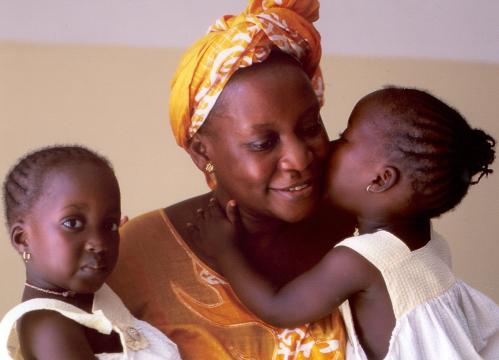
top-left (197, 201), bottom-right (377, 328)
top-left (18, 310), bottom-right (97, 360)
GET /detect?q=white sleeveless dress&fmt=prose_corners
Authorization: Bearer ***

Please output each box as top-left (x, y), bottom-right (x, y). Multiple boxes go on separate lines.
top-left (0, 284), bottom-right (181, 359)
top-left (336, 230), bottom-right (499, 359)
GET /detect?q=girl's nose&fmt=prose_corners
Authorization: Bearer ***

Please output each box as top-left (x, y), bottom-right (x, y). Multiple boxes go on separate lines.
top-left (85, 234), bottom-right (107, 253)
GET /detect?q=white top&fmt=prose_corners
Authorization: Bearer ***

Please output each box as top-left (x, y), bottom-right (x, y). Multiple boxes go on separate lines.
top-left (0, 284), bottom-right (181, 359)
top-left (336, 230), bottom-right (499, 360)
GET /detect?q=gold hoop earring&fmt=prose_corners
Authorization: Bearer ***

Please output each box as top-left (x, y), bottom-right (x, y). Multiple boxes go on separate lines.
top-left (366, 184), bottom-right (373, 193)
top-left (22, 251), bottom-right (31, 263)
top-left (205, 162), bottom-right (215, 174)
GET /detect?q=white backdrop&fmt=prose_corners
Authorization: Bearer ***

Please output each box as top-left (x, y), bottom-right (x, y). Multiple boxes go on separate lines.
top-left (1, 0), bottom-right (498, 63)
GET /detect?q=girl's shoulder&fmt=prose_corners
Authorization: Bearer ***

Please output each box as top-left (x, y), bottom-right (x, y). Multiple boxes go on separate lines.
top-left (3, 295), bottom-right (127, 359)
top-left (1, 296), bottom-right (121, 359)
top-left (324, 244), bottom-right (382, 287)
top-left (17, 307), bottom-right (96, 359)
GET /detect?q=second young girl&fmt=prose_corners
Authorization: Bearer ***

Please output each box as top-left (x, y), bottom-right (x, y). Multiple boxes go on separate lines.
top-left (0, 146), bottom-right (181, 359)
top-left (196, 87), bottom-right (499, 359)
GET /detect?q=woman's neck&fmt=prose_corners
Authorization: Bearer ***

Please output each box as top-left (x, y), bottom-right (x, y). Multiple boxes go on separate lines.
top-left (357, 217), bottom-right (431, 251)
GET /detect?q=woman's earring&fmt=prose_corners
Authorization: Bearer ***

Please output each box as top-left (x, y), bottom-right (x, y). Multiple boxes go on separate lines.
top-left (204, 161), bottom-right (217, 189)
top-left (366, 184), bottom-right (373, 193)
top-left (205, 162), bottom-right (215, 174)
top-left (22, 251), bottom-right (31, 263)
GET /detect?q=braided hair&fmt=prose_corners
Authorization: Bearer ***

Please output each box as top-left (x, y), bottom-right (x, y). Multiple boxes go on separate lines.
top-left (3, 145), bottom-right (115, 228)
top-left (363, 87), bottom-right (495, 218)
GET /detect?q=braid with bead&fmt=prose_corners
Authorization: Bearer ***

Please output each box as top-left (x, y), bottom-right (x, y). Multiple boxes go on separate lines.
top-left (3, 145), bottom-right (114, 227)
top-left (364, 87), bottom-right (495, 218)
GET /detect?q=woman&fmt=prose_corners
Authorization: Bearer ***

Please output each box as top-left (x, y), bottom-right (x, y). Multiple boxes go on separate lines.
top-left (108, 1), bottom-right (355, 358)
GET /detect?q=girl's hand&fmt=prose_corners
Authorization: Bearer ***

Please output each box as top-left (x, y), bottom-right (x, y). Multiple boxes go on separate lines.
top-left (193, 198), bottom-right (242, 258)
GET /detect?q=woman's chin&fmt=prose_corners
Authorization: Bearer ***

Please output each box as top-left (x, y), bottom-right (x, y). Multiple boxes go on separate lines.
top-left (274, 201), bottom-right (319, 223)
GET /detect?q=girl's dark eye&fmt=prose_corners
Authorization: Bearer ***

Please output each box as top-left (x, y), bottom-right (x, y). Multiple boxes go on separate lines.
top-left (109, 222), bottom-right (119, 232)
top-left (62, 218), bottom-right (84, 230)
top-left (101, 218), bottom-right (120, 232)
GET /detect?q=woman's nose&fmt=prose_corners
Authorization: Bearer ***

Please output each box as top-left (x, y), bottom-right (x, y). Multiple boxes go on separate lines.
top-left (279, 137), bottom-right (313, 172)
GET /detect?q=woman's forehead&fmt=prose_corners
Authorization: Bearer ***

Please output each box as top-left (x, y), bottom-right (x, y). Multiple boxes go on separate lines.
top-left (219, 61), bottom-right (315, 106)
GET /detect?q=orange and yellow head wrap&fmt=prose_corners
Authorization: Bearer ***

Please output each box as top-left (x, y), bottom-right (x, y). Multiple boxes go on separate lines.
top-left (169, 0), bottom-right (324, 148)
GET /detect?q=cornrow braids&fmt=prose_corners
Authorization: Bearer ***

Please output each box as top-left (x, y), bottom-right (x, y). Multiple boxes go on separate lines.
top-left (366, 87), bottom-right (496, 218)
top-left (3, 145), bottom-right (114, 228)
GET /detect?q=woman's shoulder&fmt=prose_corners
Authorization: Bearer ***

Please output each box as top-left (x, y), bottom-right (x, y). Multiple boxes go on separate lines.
top-left (165, 192), bottom-right (212, 222)
top-left (120, 192), bottom-right (212, 243)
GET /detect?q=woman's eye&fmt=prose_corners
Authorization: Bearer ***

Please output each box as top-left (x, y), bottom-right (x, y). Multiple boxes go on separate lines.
top-left (248, 137), bottom-right (276, 151)
top-left (62, 218), bottom-right (84, 230)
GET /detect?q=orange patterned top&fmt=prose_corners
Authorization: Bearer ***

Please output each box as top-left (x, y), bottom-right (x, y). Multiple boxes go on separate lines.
top-left (107, 209), bottom-right (346, 359)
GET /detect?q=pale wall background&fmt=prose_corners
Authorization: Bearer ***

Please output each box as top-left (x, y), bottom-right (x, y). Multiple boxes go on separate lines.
top-left (1, 1), bottom-right (498, 317)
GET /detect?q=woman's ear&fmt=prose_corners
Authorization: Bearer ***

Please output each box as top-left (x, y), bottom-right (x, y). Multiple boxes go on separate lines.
top-left (10, 222), bottom-right (29, 254)
top-left (367, 166), bottom-right (399, 193)
top-left (186, 134), bottom-right (211, 172)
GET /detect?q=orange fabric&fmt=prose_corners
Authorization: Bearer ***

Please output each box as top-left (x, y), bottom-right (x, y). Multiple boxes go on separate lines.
top-left (169, 0), bottom-right (324, 148)
top-left (107, 210), bottom-right (346, 359)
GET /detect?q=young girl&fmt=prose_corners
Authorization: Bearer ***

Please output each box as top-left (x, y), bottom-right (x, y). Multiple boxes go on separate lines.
top-left (196, 87), bottom-right (499, 359)
top-left (0, 146), bottom-right (181, 359)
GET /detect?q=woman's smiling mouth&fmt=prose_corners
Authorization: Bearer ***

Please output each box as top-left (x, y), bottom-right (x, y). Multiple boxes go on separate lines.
top-left (286, 183), bottom-right (310, 192)
top-left (270, 180), bottom-right (315, 199)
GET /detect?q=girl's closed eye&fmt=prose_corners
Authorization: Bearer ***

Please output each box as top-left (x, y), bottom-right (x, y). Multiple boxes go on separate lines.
top-left (61, 217), bottom-right (84, 230)
top-left (300, 116), bottom-right (323, 137)
top-left (337, 131), bottom-right (348, 142)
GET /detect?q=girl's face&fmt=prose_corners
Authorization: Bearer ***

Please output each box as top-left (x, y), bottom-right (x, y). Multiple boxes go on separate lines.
top-left (326, 106), bottom-right (382, 215)
top-left (201, 60), bottom-right (329, 223)
top-left (23, 162), bottom-right (121, 294)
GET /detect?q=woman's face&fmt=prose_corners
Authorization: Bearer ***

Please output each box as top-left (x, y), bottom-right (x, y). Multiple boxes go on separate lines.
top-left (199, 58), bottom-right (329, 223)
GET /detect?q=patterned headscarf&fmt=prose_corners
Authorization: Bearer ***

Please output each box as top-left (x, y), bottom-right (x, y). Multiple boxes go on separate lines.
top-left (169, 0), bottom-right (323, 148)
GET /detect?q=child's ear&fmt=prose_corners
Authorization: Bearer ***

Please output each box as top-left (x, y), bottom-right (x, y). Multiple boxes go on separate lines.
top-left (367, 166), bottom-right (399, 193)
top-left (10, 222), bottom-right (29, 254)
top-left (186, 134), bottom-right (211, 172)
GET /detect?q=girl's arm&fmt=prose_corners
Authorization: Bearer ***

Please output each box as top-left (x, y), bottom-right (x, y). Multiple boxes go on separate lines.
top-left (18, 310), bottom-right (97, 359)
top-left (197, 200), bottom-right (377, 328)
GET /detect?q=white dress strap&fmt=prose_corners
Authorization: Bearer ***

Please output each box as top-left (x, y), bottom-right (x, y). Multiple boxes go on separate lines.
top-left (335, 231), bottom-right (411, 273)
top-left (336, 230), bottom-right (456, 319)
top-left (0, 297), bottom-right (113, 359)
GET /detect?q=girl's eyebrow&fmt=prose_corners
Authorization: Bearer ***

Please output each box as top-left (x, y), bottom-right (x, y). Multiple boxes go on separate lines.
top-left (61, 203), bottom-right (88, 211)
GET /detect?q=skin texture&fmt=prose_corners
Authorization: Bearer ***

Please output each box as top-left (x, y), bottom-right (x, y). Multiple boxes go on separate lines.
top-left (195, 98), bottom-right (440, 359)
top-left (167, 53), bottom-right (355, 287)
top-left (11, 163), bottom-right (123, 359)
